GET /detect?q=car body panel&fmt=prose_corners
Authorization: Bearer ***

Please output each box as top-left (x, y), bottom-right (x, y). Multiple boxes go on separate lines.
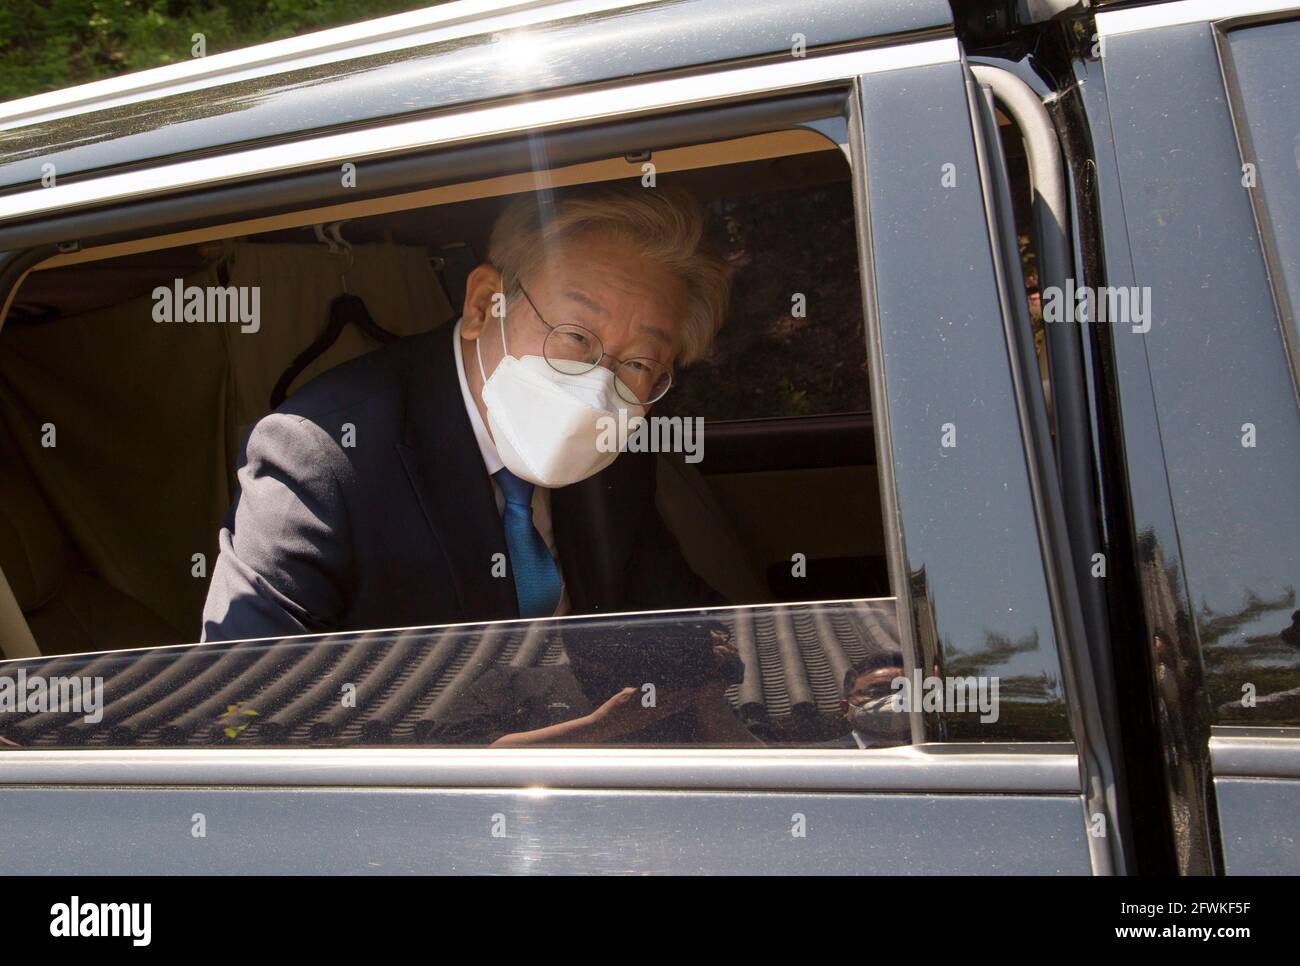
top-left (1091, 6), bottom-right (1300, 874)
top-left (0, 784), bottom-right (1091, 875)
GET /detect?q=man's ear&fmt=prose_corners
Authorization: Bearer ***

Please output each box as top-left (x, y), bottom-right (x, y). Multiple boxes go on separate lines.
top-left (460, 263), bottom-right (503, 339)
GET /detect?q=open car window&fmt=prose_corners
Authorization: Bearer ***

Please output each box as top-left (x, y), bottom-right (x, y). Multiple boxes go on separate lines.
top-left (0, 53), bottom-right (1073, 755)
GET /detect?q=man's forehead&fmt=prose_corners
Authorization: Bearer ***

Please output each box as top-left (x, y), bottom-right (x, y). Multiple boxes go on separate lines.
top-left (537, 270), bottom-right (682, 350)
top-left (561, 287), bottom-right (609, 318)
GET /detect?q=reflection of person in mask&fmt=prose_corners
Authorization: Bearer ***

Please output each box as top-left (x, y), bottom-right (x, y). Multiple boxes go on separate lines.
top-left (201, 183), bottom-right (732, 643)
top-left (837, 651), bottom-right (911, 749)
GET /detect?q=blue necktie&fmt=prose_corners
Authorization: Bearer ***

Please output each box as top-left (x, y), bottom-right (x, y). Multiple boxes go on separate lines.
top-left (494, 468), bottom-right (563, 618)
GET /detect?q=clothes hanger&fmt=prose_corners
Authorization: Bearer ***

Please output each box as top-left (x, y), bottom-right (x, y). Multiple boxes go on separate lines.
top-left (323, 222), bottom-right (401, 343)
top-left (206, 237), bottom-right (239, 286)
top-left (270, 222), bottom-right (400, 409)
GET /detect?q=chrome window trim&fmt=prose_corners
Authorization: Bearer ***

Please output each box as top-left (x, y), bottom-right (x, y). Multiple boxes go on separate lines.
top-left (965, 71), bottom-right (1123, 876)
top-left (0, 743), bottom-right (1080, 793)
top-left (0, 38), bottom-right (958, 228)
top-left (1210, 729), bottom-right (1300, 779)
top-left (1096, 0), bottom-right (1300, 36)
top-left (0, 0), bottom-right (646, 132)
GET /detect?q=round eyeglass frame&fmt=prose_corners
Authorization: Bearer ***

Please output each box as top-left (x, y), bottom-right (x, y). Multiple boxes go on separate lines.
top-left (513, 279), bottom-right (674, 405)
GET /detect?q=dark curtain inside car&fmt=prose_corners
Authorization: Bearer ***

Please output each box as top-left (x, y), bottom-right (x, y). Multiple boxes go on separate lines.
top-left (0, 243), bottom-right (450, 642)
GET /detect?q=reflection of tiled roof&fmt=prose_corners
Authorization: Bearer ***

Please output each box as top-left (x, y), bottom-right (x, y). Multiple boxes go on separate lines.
top-left (0, 599), bottom-right (898, 747)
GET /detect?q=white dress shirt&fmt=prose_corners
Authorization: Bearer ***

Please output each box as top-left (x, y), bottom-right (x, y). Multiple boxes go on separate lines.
top-left (453, 319), bottom-right (569, 616)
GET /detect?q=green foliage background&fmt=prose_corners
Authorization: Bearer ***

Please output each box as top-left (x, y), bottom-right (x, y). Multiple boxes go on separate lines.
top-left (0, 1), bottom-right (433, 102)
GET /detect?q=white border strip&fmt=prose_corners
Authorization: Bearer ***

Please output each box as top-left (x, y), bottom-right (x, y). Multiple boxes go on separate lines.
top-left (0, 0), bottom-right (643, 131)
top-left (1097, 0), bottom-right (1300, 37)
top-left (0, 38), bottom-right (958, 227)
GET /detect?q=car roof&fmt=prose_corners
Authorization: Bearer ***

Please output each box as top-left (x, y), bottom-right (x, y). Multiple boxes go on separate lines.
top-left (0, 0), bottom-right (952, 194)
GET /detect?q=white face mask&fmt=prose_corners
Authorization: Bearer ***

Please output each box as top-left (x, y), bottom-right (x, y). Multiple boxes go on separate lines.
top-left (847, 694), bottom-right (911, 740)
top-left (476, 310), bottom-right (646, 488)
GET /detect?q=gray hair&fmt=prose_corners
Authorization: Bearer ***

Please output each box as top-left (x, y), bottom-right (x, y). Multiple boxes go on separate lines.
top-left (486, 182), bottom-right (731, 365)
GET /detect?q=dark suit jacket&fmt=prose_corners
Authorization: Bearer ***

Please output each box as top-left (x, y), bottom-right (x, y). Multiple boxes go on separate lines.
top-left (201, 324), bottom-right (720, 642)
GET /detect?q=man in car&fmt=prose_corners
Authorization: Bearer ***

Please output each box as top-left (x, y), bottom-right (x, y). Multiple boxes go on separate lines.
top-left (200, 182), bottom-right (748, 740)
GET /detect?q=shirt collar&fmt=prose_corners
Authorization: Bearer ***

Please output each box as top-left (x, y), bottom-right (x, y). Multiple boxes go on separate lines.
top-left (452, 318), bottom-right (503, 476)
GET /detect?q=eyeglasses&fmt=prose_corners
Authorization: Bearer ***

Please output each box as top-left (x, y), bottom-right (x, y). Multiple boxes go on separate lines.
top-left (847, 689), bottom-right (895, 708)
top-left (514, 279), bottom-right (674, 405)
top-left (846, 680), bottom-right (900, 706)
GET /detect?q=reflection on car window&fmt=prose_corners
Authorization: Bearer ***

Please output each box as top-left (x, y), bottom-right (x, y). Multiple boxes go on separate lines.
top-left (1226, 20), bottom-right (1300, 407)
top-left (0, 600), bottom-right (907, 750)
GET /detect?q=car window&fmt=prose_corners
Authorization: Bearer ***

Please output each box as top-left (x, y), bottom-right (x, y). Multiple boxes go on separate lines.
top-left (1225, 18), bottom-right (1300, 405)
top-left (1206, 18), bottom-right (1300, 723)
top-left (1101, 17), bottom-right (1300, 730)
